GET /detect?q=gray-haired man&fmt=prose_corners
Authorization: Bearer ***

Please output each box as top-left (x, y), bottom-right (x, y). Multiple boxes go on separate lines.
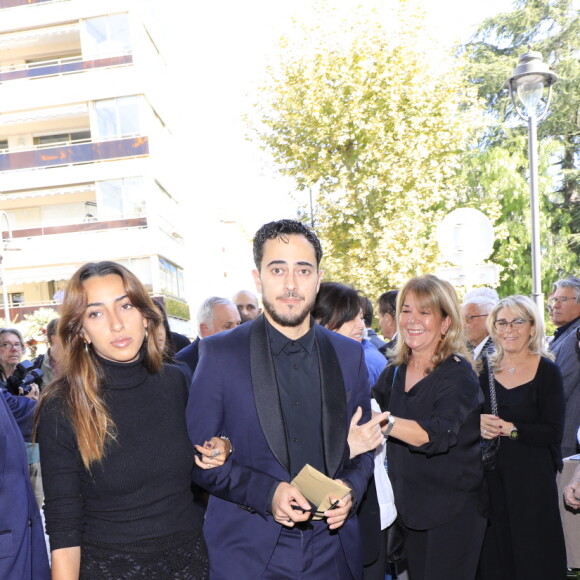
top-left (175, 297), bottom-right (240, 376)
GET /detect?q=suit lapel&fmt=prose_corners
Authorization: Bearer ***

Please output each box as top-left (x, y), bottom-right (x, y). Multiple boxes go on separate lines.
top-left (249, 316), bottom-right (290, 473)
top-left (316, 327), bottom-right (347, 478)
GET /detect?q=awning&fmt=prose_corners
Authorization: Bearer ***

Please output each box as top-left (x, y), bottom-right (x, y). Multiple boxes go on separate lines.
top-left (0, 103), bottom-right (88, 127)
top-left (5, 264), bottom-right (80, 284)
top-left (0, 183), bottom-right (94, 202)
top-left (0, 22), bottom-right (79, 48)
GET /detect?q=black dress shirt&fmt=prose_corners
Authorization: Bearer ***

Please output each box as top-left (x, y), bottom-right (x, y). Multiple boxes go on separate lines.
top-left (553, 316), bottom-right (580, 343)
top-left (267, 320), bottom-right (324, 479)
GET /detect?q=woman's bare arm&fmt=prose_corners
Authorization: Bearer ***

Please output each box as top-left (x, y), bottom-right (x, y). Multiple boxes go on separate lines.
top-left (51, 546), bottom-right (81, 580)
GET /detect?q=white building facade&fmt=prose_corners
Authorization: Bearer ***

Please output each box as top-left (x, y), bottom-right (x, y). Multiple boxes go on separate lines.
top-left (0, 0), bottom-right (190, 332)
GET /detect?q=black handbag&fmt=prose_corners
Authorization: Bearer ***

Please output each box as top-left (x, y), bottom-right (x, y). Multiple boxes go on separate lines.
top-left (385, 514), bottom-right (407, 563)
top-left (480, 359), bottom-right (500, 471)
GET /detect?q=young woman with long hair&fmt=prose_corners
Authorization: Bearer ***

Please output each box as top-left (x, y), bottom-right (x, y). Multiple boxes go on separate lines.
top-left (36, 262), bottom-right (228, 579)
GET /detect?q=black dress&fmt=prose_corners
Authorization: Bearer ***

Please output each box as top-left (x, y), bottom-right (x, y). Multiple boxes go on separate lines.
top-left (478, 356), bottom-right (567, 580)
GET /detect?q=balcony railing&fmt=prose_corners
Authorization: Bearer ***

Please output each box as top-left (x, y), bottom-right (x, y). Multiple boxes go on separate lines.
top-left (0, 135), bottom-right (149, 171)
top-left (0, 0), bottom-right (65, 8)
top-left (1, 216), bottom-right (148, 239)
top-left (0, 53), bottom-right (133, 82)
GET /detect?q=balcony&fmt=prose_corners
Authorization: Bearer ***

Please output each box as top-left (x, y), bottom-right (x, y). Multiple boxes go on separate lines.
top-left (0, 135), bottom-right (149, 171)
top-left (1, 216), bottom-right (147, 240)
top-left (0, 53), bottom-right (133, 82)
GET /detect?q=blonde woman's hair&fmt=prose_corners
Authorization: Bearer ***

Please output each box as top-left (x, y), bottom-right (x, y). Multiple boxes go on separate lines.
top-left (35, 261), bottom-right (162, 468)
top-left (390, 275), bottom-right (470, 374)
top-left (487, 295), bottom-right (554, 372)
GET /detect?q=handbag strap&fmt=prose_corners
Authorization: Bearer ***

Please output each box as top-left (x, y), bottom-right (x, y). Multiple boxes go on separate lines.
top-left (383, 366), bottom-right (399, 473)
top-left (485, 356), bottom-right (498, 416)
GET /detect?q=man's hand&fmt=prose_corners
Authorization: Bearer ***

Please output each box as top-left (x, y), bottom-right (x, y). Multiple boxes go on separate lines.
top-left (324, 480), bottom-right (352, 530)
top-left (271, 482), bottom-right (311, 527)
top-left (564, 479), bottom-right (580, 510)
top-left (23, 383), bottom-right (39, 401)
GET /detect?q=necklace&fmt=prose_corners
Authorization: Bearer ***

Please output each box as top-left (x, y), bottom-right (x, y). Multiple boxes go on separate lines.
top-left (507, 367), bottom-right (516, 374)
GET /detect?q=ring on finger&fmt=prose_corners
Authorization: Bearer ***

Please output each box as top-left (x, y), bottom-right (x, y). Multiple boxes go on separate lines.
top-left (482, 429), bottom-right (488, 436)
top-left (211, 449), bottom-right (220, 459)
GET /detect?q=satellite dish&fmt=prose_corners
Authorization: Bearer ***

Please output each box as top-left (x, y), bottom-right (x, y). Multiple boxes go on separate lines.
top-left (436, 208), bottom-right (494, 267)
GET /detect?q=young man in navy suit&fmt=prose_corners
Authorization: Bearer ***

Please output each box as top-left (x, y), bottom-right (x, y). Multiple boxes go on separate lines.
top-left (187, 219), bottom-right (374, 579)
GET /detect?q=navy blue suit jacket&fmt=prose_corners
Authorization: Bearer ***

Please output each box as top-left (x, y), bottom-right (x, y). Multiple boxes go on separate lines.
top-left (175, 336), bottom-right (200, 377)
top-left (0, 391), bottom-right (49, 579)
top-left (186, 316), bottom-right (373, 579)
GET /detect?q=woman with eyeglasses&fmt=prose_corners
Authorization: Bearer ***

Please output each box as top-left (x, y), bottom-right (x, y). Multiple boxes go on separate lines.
top-left (0, 328), bottom-right (44, 509)
top-left (0, 328), bottom-right (39, 396)
top-left (478, 295), bottom-right (566, 580)
top-left (36, 262), bottom-right (229, 579)
top-left (0, 328), bottom-right (23, 380)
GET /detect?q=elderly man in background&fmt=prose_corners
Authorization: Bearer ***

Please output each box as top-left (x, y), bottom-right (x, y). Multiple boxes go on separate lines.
top-left (548, 276), bottom-right (580, 459)
top-left (462, 287), bottom-right (499, 361)
top-left (34, 318), bottom-right (63, 388)
top-left (175, 296), bottom-right (241, 376)
top-left (361, 295), bottom-right (387, 355)
top-left (377, 290), bottom-right (398, 351)
top-left (233, 289), bottom-right (262, 323)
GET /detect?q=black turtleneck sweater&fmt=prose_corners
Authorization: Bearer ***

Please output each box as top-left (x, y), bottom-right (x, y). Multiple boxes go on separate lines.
top-left (37, 354), bottom-right (200, 551)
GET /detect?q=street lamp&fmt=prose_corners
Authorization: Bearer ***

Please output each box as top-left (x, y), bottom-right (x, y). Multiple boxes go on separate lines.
top-left (505, 51), bottom-right (557, 313)
top-left (0, 210), bottom-right (14, 324)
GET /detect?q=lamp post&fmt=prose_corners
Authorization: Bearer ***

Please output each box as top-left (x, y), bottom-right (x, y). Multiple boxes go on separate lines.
top-left (505, 51), bottom-right (557, 313)
top-left (0, 210), bottom-right (13, 323)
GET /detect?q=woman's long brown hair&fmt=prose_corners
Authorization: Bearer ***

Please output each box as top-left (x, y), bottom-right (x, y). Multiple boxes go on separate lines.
top-left (35, 261), bottom-right (162, 468)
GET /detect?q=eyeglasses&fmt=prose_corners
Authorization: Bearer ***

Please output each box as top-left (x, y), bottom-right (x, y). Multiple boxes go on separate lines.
top-left (0, 341), bottom-right (23, 350)
top-left (464, 314), bottom-right (488, 323)
top-left (493, 319), bottom-right (532, 332)
top-left (547, 296), bottom-right (575, 307)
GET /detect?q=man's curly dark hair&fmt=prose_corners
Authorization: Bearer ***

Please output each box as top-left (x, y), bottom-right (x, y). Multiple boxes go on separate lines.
top-left (252, 219), bottom-right (323, 270)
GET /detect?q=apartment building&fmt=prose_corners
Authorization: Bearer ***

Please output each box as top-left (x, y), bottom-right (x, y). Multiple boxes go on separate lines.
top-left (0, 0), bottom-right (190, 332)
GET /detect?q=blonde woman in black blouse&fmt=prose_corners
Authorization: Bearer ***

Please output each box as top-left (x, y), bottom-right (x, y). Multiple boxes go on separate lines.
top-left (372, 275), bottom-right (486, 580)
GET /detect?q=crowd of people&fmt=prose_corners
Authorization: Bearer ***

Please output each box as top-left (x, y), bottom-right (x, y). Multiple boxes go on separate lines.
top-left (1, 218), bottom-right (579, 580)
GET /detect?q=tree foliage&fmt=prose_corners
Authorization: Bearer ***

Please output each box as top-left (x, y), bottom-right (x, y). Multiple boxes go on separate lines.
top-left (461, 0), bottom-right (579, 293)
top-left (252, 1), bottom-right (482, 299)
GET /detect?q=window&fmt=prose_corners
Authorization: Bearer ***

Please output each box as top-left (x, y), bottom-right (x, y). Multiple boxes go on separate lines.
top-left (95, 96), bottom-right (140, 139)
top-left (0, 140), bottom-right (8, 151)
top-left (26, 52), bottom-right (82, 68)
top-left (159, 258), bottom-right (184, 299)
top-left (117, 258), bottom-right (152, 291)
top-left (83, 13), bottom-right (131, 59)
top-left (97, 177), bottom-right (145, 219)
top-left (33, 131), bottom-right (91, 148)
top-left (0, 292), bottom-right (24, 307)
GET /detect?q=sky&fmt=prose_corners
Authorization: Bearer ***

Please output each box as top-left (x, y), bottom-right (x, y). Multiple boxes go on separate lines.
top-left (159, 0), bottom-right (514, 310)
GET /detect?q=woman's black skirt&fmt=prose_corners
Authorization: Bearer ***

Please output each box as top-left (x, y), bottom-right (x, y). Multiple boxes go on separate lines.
top-left (80, 530), bottom-right (208, 580)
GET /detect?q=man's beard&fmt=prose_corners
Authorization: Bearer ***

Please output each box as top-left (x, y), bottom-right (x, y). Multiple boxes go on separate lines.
top-left (262, 291), bottom-right (315, 328)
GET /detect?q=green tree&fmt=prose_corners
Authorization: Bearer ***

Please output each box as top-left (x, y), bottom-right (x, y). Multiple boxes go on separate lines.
top-left (251, 1), bottom-right (482, 299)
top-left (462, 0), bottom-right (579, 294)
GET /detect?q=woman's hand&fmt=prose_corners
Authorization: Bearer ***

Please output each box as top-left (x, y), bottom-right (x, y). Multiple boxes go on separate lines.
top-left (194, 437), bottom-right (232, 470)
top-left (480, 414), bottom-right (502, 439)
top-left (498, 420), bottom-right (515, 437)
top-left (347, 406), bottom-right (389, 459)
